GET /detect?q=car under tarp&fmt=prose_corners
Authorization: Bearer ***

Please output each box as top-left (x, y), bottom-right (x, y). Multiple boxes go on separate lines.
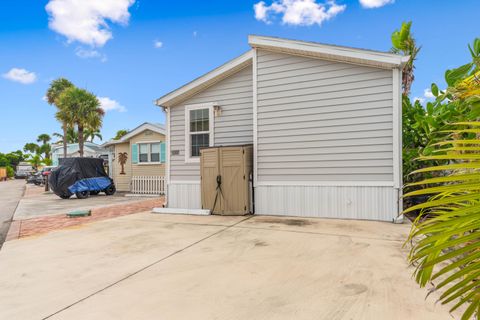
top-left (49, 158), bottom-right (115, 199)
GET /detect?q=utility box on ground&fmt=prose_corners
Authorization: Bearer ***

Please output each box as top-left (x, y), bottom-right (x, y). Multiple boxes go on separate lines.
top-left (200, 145), bottom-right (253, 215)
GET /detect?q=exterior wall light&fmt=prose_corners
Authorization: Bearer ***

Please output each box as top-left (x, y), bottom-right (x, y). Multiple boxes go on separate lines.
top-left (213, 105), bottom-right (222, 117)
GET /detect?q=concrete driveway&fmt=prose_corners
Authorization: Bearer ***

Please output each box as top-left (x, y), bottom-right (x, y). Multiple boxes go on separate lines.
top-left (0, 213), bottom-right (452, 320)
top-left (0, 180), bottom-right (25, 248)
top-left (14, 185), bottom-right (158, 220)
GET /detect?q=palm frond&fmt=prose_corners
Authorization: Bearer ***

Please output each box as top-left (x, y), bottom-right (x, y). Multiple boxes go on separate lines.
top-left (404, 121), bottom-right (480, 319)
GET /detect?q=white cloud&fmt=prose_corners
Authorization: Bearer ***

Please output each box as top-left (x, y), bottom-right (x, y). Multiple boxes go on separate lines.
top-left (193, 31), bottom-right (198, 37)
top-left (153, 40), bottom-right (163, 49)
top-left (99, 97), bottom-right (127, 112)
top-left (45, 0), bottom-right (135, 47)
top-left (75, 47), bottom-right (107, 62)
top-left (421, 87), bottom-right (446, 101)
top-left (424, 88), bottom-right (435, 99)
top-left (359, 0), bottom-right (394, 9)
top-left (254, 2), bottom-right (271, 22)
top-left (254, 0), bottom-right (346, 26)
top-left (413, 97), bottom-right (425, 104)
top-left (2, 68), bottom-right (37, 84)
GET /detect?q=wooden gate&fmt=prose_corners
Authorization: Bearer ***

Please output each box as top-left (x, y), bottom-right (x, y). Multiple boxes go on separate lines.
top-left (200, 145), bottom-right (253, 215)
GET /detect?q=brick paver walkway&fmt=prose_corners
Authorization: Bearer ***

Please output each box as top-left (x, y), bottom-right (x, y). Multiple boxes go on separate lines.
top-left (6, 197), bottom-right (164, 241)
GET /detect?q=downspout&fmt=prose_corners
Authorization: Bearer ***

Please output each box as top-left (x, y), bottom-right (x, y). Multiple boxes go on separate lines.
top-left (393, 56), bottom-right (409, 224)
top-left (159, 104), bottom-right (170, 208)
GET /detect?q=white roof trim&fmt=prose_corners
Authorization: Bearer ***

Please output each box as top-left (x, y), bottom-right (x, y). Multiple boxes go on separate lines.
top-left (103, 122), bottom-right (166, 147)
top-left (51, 142), bottom-right (105, 153)
top-left (248, 35), bottom-right (409, 69)
top-left (155, 50), bottom-right (254, 108)
top-left (154, 35), bottom-right (409, 108)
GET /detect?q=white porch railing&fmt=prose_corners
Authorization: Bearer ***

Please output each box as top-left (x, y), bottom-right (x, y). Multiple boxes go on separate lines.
top-left (131, 176), bottom-right (166, 195)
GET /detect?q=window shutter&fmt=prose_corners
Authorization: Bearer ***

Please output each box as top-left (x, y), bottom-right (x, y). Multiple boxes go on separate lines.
top-left (160, 142), bottom-right (166, 163)
top-left (131, 144), bottom-right (138, 164)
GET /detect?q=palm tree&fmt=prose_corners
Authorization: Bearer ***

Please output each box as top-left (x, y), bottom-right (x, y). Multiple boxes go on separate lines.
top-left (28, 154), bottom-right (43, 171)
top-left (53, 127), bottom-right (78, 144)
top-left (57, 87), bottom-right (104, 157)
top-left (37, 134), bottom-right (51, 145)
top-left (84, 128), bottom-right (103, 142)
top-left (23, 143), bottom-right (39, 154)
top-left (36, 134), bottom-right (51, 160)
top-left (114, 129), bottom-right (129, 140)
top-left (52, 132), bottom-right (65, 144)
top-left (38, 143), bottom-right (52, 160)
top-left (46, 78), bottom-right (74, 158)
top-left (404, 39), bottom-right (480, 320)
top-left (391, 21), bottom-right (421, 96)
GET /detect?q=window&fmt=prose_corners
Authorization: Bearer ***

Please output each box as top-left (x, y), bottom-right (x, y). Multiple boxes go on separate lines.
top-left (138, 142), bottom-right (161, 163)
top-left (139, 144), bottom-right (149, 163)
top-left (150, 143), bottom-right (160, 162)
top-left (185, 104), bottom-right (214, 162)
top-left (191, 133), bottom-right (209, 157)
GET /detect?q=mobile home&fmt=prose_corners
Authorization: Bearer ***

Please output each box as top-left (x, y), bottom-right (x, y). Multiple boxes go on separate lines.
top-left (103, 122), bottom-right (166, 194)
top-left (155, 35), bottom-right (408, 221)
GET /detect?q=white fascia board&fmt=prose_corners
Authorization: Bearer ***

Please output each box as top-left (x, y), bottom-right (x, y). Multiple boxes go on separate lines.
top-left (248, 35), bottom-right (406, 68)
top-left (166, 107), bottom-right (171, 192)
top-left (392, 68), bottom-right (402, 189)
top-left (155, 50), bottom-right (254, 107)
top-left (114, 122), bottom-right (166, 144)
top-left (101, 139), bottom-right (122, 147)
top-left (252, 48), bottom-right (258, 188)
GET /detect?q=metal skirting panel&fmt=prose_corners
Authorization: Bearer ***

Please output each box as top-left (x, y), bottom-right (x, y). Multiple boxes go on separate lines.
top-left (255, 185), bottom-right (399, 221)
top-left (167, 183), bottom-right (201, 209)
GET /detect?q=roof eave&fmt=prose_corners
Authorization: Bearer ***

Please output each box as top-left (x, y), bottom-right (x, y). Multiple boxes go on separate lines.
top-left (101, 140), bottom-right (119, 147)
top-left (248, 35), bottom-right (407, 69)
top-left (155, 50), bottom-right (254, 108)
top-left (104, 122), bottom-right (166, 146)
top-left (400, 55), bottom-right (411, 68)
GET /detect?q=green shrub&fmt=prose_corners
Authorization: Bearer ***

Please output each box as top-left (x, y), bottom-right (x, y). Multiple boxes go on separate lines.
top-left (6, 166), bottom-right (14, 178)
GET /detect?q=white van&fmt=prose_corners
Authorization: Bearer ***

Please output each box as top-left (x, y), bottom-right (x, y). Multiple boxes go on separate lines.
top-left (15, 162), bottom-right (35, 179)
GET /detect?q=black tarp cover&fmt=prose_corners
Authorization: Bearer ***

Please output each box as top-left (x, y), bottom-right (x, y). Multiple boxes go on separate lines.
top-left (50, 158), bottom-right (109, 197)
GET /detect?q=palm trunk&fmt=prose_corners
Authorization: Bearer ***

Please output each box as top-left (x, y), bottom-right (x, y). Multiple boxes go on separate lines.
top-left (78, 124), bottom-right (84, 157)
top-left (402, 67), bottom-right (414, 97)
top-left (62, 123), bottom-right (68, 159)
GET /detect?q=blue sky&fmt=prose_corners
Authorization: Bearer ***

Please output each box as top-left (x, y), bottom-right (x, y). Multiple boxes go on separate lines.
top-left (0, 0), bottom-right (477, 153)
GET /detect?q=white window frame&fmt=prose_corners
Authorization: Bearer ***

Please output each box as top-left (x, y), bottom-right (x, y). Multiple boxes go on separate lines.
top-left (137, 141), bottom-right (162, 165)
top-left (185, 103), bottom-right (215, 163)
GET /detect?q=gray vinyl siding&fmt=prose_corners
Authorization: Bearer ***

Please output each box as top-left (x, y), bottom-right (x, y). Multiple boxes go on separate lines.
top-left (256, 50), bottom-right (394, 182)
top-left (170, 65), bottom-right (253, 181)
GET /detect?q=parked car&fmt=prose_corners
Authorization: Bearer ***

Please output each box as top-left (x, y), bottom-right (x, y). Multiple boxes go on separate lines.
top-left (49, 158), bottom-right (116, 199)
top-left (15, 162), bottom-right (35, 179)
top-left (41, 166), bottom-right (55, 177)
top-left (15, 171), bottom-right (29, 179)
top-left (15, 169), bottom-right (35, 179)
top-left (26, 172), bottom-right (44, 186)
